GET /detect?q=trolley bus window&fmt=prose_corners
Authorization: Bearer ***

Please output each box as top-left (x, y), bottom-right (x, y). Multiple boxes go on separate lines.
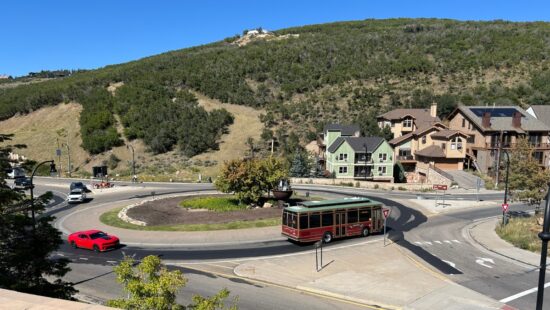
top-left (347, 209), bottom-right (358, 223)
top-left (359, 208), bottom-right (371, 221)
top-left (322, 212), bottom-right (333, 226)
top-left (282, 211), bottom-right (288, 226)
top-left (299, 214), bottom-right (308, 229)
top-left (290, 213), bottom-right (297, 228)
top-left (309, 213), bottom-right (321, 228)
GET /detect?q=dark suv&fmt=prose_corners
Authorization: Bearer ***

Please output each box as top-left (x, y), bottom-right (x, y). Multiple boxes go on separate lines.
top-left (14, 177), bottom-right (33, 189)
top-left (70, 182), bottom-right (90, 193)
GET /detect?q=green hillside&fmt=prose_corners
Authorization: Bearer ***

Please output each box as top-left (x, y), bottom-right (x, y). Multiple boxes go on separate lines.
top-left (2, 18), bottom-right (550, 157)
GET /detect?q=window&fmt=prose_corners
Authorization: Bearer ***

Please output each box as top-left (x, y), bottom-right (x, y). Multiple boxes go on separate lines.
top-left (282, 212), bottom-right (288, 226)
top-left (462, 118), bottom-right (465, 127)
top-left (398, 149), bottom-right (411, 157)
top-left (421, 135), bottom-right (427, 144)
top-left (378, 153), bottom-right (387, 162)
top-left (403, 118), bottom-right (413, 128)
top-left (450, 137), bottom-right (462, 150)
top-left (457, 138), bottom-right (463, 150)
top-left (289, 213), bottom-right (297, 229)
top-left (359, 208), bottom-right (372, 222)
top-left (442, 143), bottom-right (446, 149)
top-left (299, 214), bottom-right (308, 230)
top-left (309, 213), bottom-right (321, 228)
top-left (378, 166), bottom-right (386, 175)
top-left (468, 122), bottom-right (472, 130)
top-left (338, 153), bottom-right (348, 161)
top-left (322, 212), bottom-right (334, 226)
top-left (347, 209), bottom-right (358, 223)
top-left (391, 122), bottom-right (395, 127)
top-left (339, 166), bottom-right (348, 174)
top-left (533, 151), bottom-right (544, 164)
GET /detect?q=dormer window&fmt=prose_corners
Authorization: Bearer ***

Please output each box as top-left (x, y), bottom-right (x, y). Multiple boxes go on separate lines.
top-left (403, 118), bottom-right (413, 128)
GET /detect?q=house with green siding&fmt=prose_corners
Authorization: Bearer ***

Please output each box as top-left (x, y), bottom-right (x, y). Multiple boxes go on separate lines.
top-left (322, 124), bottom-right (394, 182)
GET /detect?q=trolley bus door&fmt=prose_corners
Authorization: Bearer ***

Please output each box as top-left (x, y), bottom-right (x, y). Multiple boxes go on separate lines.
top-left (335, 212), bottom-right (346, 237)
top-left (372, 208), bottom-right (382, 232)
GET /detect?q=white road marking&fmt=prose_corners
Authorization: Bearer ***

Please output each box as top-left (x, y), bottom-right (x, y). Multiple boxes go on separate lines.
top-left (476, 257), bottom-right (495, 268)
top-left (78, 257), bottom-right (88, 261)
top-left (500, 282), bottom-right (550, 303)
top-left (424, 241), bottom-right (433, 246)
top-left (452, 240), bottom-right (461, 243)
top-left (414, 242), bottom-right (423, 245)
top-left (444, 240), bottom-right (452, 244)
top-left (442, 260), bottom-right (456, 268)
top-left (106, 260), bottom-right (118, 264)
top-left (56, 253), bottom-right (65, 257)
top-left (434, 241), bottom-right (442, 244)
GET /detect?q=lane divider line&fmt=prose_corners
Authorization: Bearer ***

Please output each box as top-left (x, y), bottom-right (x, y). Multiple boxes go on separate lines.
top-left (499, 281), bottom-right (550, 303)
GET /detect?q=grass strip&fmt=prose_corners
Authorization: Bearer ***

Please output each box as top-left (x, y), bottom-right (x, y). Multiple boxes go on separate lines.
top-left (495, 217), bottom-right (547, 254)
top-left (100, 207), bottom-right (280, 231)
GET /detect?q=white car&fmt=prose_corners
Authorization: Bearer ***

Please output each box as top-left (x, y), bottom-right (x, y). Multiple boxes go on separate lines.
top-left (68, 189), bottom-right (86, 204)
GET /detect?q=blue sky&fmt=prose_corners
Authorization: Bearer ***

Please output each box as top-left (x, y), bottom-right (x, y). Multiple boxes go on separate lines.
top-left (1, 0), bottom-right (549, 77)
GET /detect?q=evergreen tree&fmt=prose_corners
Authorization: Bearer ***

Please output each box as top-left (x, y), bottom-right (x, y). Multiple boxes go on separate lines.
top-left (289, 151), bottom-right (311, 177)
top-left (508, 138), bottom-right (550, 201)
top-left (0, 134), bottom-right (75, 299)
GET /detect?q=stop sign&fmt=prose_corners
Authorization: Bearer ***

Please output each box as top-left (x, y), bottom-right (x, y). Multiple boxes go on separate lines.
top-left (383, 208), bottom-right (390, 219)
top-left (502, 203), bottom-right (509, 212)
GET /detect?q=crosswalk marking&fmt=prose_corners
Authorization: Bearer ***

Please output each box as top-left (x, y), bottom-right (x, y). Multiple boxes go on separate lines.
top-left (444, 240), bottom-right (452, 244)
top-left (452, 240), bottom-right (461, 243)
top-left (434, 241), bottom-right (442, 244)
top-left (412, 239), bottom-right (463, 246)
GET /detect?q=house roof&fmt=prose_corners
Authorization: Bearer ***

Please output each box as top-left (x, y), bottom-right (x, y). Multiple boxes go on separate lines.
top-left (327, 136), bottom-right (385, 153)
top-left (377, 108), bottom-right (441, 129)
top-left (452, 106), bottom-right (550, 133)
top-left (431, 129), bottom-right (467, 139)
top-left (415, 145), bottom-right (446, 158)
top-left (323, 124), bottom-right (360, 136)
top-left (529, 105), bottom-right (550, 128)
top-left (388, 123), bottom-right (447, 146)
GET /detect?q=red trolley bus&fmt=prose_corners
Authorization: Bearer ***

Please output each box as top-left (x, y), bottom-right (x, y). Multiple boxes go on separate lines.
top-left (281, 197), bottom-right (384, 243)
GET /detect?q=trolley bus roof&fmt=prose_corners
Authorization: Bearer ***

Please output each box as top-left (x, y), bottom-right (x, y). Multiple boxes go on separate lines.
top-left (286, 197), bottom-right (382, 213)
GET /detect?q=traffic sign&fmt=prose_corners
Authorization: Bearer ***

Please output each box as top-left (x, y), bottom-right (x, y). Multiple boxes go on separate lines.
top-left (433, 184), bottom-right (448, 191)
top-left (502, 203), bottom-right (509, 212)
top-left (382, 208), bottom-right (390, 219)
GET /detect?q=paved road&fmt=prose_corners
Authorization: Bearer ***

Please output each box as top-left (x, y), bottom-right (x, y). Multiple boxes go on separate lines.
top-left (30, 178), bottom-right (547, 309)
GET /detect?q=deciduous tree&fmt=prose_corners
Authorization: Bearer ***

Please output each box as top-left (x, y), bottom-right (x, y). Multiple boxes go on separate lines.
top-left (508, 138), bottom-right (550, 201)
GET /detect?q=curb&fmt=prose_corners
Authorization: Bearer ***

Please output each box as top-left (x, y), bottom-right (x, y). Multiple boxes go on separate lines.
top-left (463, 217), bottom-right (538, 268)
top-left (295, 285), bottom-right (399, 310)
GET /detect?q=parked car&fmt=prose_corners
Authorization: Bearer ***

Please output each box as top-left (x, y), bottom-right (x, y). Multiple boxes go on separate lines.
top-left (7, 167), bottom-right (25, 179)
top-left (67, 188), bottom-right (86, 204)
top-left (70, 182), bottom-right (90, 193)
top-left (14, 177), bottom-right (32, 189)
top-left (68, 230), bottom-right (120, 252)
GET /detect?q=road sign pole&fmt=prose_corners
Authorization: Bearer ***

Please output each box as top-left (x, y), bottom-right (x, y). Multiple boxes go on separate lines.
top-left (536, 183), bottom-right (550, 310)
top-left (384, 216), bottom-right (387, 246)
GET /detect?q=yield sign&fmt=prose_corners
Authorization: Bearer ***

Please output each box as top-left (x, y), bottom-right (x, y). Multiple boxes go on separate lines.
top-left (382, 208), bottom-right (390, 219)
top-left (502, 203), bottom-right (509, 212)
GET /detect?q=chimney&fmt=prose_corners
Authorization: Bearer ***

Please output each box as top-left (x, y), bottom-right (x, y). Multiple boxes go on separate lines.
top-left (430, 102), bottom-right (437, 118)
top-left (512, 111), bottom-right (522, 128)
top-left (482, 112), bottom-right (491, 128)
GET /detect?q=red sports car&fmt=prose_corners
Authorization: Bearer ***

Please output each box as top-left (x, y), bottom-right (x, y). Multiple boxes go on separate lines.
top-left (68, 230), bottom-right (120, 252)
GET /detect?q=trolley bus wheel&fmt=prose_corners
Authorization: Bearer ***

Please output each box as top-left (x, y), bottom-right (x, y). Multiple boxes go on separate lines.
top-left (361, 228), bottom-right (370, 237)
top-left (322, 232), bottom-right (333, 243)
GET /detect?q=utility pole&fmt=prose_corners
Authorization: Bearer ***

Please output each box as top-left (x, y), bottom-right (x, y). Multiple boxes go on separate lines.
top-left (495, 131), bottom-right (503, 189)
top-left (56, 137), bottom-right (62, 177)
top-left (127, 144), bottom-right (136, 182)
top-left (63, 137), bottom-right (71, 178)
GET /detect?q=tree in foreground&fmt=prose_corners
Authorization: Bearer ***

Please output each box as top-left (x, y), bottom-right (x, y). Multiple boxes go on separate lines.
top-left (108, 255), bottom-right (237, 310)
top-left (215, 157), bottom-right (288, 204)
top-left (508, 137), bottom-right (550, 202)
top-left (0, 133), bottom-right (75, 299)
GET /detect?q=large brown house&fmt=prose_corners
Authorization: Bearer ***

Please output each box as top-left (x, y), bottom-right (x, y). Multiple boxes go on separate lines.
top-left (378, 103), bottom-right (467, 183)
top-left (447, 106), bottom-right (550, 173)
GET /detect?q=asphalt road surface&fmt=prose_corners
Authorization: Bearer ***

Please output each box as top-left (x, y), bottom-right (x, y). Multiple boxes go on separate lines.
top-left (26, 178), bottom-right (550, 309)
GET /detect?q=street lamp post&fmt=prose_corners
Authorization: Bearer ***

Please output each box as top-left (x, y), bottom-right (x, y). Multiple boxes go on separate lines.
top-left (127, 144), bottom-right (136, 182)
top-left (62, 142), bottom-right (71, 177)
top-left (29, 160), bottom-right (56, 230)
top-left (502, 149), bottom-right (510, 226)
top-left (363, 143), bottom-right (368, 181)
top-left (536, 183), bottom-right (550, 310)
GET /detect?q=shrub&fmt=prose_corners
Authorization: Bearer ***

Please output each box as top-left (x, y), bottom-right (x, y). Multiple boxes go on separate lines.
top-left (374, 184), bottom-right (380, 189)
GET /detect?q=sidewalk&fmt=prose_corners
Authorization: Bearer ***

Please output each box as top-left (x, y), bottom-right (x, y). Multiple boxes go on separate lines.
top-left (230, 239), bottom-right (504, 309)
top-left (467, 218), bottom-right (541, 267)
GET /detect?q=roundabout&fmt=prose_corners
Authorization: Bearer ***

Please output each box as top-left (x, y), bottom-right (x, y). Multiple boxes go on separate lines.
top-left (36, 178), bottom-right (546, 309)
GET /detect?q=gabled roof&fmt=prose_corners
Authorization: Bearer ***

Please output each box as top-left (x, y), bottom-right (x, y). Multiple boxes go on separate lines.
top-left (377, 108), bottom-right (441, 129)
top-left (323, 124), bottom-right (360, 136)
top-left (431, 129), bottom-right (468, 139)
top-left (327, 136), bottom-right (385, 153)
top-left (529, 105), bottom-right (550, 128)
top-left (415, 145), bottom-right (446, 158)
top-left (449, 106), bottom-right (550, 133)
top-left (388, 123), bottom-right (447, 146)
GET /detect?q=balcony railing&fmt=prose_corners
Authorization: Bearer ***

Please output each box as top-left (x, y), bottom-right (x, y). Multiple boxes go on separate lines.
top-left (397, 155), bottom-right (415, 161)
top-left (354, 159), bottom-right (374, 164)
top-left (484, 142), bottom-right (550, 149)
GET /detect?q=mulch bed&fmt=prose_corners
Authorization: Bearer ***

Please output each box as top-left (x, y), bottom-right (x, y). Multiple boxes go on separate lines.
top-left (126, 196), bottom-right (284, 226)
